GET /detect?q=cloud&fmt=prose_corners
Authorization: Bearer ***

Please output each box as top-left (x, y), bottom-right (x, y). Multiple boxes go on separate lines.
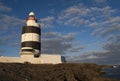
top-left (68, 46), bottom-right (85, 52)
top-left (69, 51), bottom-right (106, 61)
top-left (0, 2), bottom-right (23, 55)
top-left (57, 4), bottom-right (91, 27)
top-left (69, 34), bottom-right (120, 65)
top-left (57, 4), bottom-right (117, 28)
top-left (0, 2), bottom-right (12, 12)
top-left (0, 50), bottom-right (5, 53)
top-left (92, 16), bottom-right (120, 36)
top-left (68, 51), bottom-right (110, 64)
top-left (39, 16), bottom-right (55, 28)
top-left (41, 32), bottom-right (74, 54)
top-left (0, 35), bottom-right (12, 45)
top-left (94, 0), bottom-right (106, 3)
top-left (0, 2), bottom-right (24, 31)
top-left (42, 32), bottom-right (60, 38)
top-left (10, 36), bottom-right (20, 47)
top-left (49, 9), bottom-right (55, 14)
top-left (57, 3), bottom-right (120, 38)
top-left (11, 43), bottom-right (19, 46)
top-left (0, 14), bottom-right (24, 31)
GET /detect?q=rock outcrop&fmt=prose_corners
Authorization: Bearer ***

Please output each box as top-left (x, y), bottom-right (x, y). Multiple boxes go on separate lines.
top-left (0, 63), bottom-right (119, 81)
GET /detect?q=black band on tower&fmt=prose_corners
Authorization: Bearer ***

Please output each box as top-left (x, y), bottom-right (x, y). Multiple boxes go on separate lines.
top-left (22, 41), bottom-right (41, 50)
top-left (22, 26), bottom-right (41, 34)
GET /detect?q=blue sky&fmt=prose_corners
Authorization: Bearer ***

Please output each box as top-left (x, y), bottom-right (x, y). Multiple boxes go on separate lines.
top-left (0, 0), bottom-right (120, 65)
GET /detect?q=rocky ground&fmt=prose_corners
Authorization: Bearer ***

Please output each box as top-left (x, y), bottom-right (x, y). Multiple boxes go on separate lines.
top-left (0, 63), bottom-right (119, 81)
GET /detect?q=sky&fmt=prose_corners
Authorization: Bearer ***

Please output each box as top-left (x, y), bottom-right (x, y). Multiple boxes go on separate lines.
top-left (0, 0), bottom-right (120, 65)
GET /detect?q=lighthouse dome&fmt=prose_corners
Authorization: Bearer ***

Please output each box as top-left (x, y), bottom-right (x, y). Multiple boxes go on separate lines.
top-left (29, 11), bottom-right (35, 16)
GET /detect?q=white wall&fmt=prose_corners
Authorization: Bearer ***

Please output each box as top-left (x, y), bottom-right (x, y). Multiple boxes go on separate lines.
top-left (0, 57), bottom-right (22, 63)
top-left (40, 54), bottom-right (62, 64)
top-left (21, 55), bottom-right (41, 64)
top-left (0, 54), bottom-right (64, 64)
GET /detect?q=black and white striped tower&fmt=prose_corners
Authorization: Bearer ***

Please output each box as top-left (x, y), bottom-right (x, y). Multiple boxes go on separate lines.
top-left (20, 12), bottom-right (41, 57)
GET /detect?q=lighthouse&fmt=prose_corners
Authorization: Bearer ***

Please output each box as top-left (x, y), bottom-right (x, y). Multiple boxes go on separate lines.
top-left (20, 12), bottom-right (41, 57)
top-left (0, 11), bottom-right (64, 64)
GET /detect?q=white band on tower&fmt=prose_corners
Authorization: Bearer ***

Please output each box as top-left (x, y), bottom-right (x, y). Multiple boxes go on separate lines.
top-left (22, 33), bottom-right (40, 42)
